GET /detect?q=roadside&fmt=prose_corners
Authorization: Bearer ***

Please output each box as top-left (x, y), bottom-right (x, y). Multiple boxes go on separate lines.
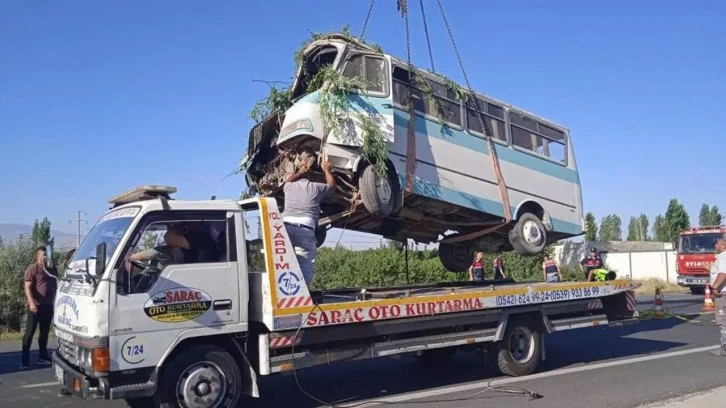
top-left (637, 386), bottom-right (726, 407)
top-left (633, 278), bottom-right (690, 296)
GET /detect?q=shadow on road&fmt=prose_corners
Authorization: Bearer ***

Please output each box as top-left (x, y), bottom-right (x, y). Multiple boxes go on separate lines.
top-left (0, 348), bottom-right (56, 375)
top-left (243, 317), bottom-right (697, 408)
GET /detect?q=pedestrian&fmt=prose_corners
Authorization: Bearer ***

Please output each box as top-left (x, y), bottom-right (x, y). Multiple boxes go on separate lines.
top-left (492, 254), bottom-right (506, 279)
top-left (21, 246), bottom-right (58, 369)
top-left (281, 157), bottom-right (336, 286)
top-left (468, 251), bottom-right (485, 282)
top-left (708, 238), bottom-right (726, 356)
top-left (542, 255), bottom-right (562, 283)
top-left (580, 247), bottom-right (603, 280)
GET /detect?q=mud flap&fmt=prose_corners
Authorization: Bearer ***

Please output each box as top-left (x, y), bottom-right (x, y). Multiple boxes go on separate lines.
top-left (239, 349), bottom-right (260, 398)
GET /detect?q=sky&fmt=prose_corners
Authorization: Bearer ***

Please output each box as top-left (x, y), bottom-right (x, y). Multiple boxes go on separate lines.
top-left (1, 0), bottom-right (724, 249)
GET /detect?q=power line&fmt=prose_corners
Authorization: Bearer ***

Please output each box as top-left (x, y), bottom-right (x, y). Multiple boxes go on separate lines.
top-left (69, 211), bottom-right (88, 247)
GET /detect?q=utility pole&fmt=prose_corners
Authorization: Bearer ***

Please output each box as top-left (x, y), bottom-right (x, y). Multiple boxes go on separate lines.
top-left (70, 211), bottom-right (87, 247)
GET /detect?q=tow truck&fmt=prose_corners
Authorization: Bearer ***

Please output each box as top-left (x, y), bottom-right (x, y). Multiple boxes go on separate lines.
top-left (676, 225), bottom-right (726, 294)
top-left (51, 185), bottom-right (640, 408)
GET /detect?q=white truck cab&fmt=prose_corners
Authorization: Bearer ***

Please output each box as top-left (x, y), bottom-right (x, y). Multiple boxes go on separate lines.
top-left (52, 185), bottom-right (640, 408)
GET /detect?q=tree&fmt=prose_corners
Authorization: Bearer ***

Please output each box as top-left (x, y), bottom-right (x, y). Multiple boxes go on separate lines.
top-left (626, 214), bottom-right (649, 241)
top-left (598, 214), bottom-right (622, 241)
top-left (699, 203), bottom-right (723, 226)
top-left (585, 212), bottom-right (597, 242)
top-left (652, 214), bottom-right (669, 242)
top-left (31, 217), bottom-right (53, 249)
top-left (664, 198), bottom-right (690, 243)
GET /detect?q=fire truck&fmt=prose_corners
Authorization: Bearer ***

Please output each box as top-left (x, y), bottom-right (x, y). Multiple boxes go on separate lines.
top-left (676, 225), bottom-right (726, 294)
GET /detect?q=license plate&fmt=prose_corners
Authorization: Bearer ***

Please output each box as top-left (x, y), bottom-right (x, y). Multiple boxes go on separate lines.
top-left (54, 363), bottom-right (65, 384)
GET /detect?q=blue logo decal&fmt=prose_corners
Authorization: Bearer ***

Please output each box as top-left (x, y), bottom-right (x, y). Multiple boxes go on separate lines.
top-left (278, 271), bottom-right (301, 296)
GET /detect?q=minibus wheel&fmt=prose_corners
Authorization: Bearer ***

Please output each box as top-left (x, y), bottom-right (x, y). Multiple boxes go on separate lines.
top-left (359, 164), bottom-right (398, 217)
top-left (509, 213), bottom-right (547, 256)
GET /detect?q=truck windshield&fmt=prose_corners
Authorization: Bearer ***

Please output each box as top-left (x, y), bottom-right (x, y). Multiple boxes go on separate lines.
top-left (67, 208), bottom-right (138, 275)
top-left (679, 233), bottom-right (722, 254)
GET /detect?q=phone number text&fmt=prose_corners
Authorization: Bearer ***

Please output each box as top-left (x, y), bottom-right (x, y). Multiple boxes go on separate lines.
top-left (495, 286), bottom-right (601, 307)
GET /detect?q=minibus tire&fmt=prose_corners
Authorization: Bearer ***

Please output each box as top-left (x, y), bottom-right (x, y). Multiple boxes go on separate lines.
top-left (155, 344), bottom-right (242, 408)
top-left (359, 165), bottom-right (397, 217)
top-left (509, 213), bottom-right (547, 256)
top-left (438, 242), bottom-right (472, 272)
top-left (315, 225), bottom-right (327, 247)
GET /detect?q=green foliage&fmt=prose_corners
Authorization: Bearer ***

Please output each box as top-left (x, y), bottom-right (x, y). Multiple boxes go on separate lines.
top-left (311, 245), bottom-right (556, 290)
top-left (248, 83), bottom-right (294, 123)
top-left (0, 236), bottom-right (35, 331)
top-left (598, 214), bottom-right (622, 241)
top-left (584, 212), bottom-right (597, 242)
top-left (626, 214), bottom-right (649, 241)
top-left (31, 217), bottom-right (53, 249)
top-left (699, 203), bottom-right (722, 226)
top-left (653, 214), bottom-right (669, 242)
top-left (664, 198), bottom-right (690, 243)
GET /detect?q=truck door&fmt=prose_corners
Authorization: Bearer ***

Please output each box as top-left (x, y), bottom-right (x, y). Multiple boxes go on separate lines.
top-left (109, 210), bottom-right (243, 371)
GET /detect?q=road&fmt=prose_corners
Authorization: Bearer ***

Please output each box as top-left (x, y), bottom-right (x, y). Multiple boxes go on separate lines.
top-left (1, 293), bottom-right (724, 408)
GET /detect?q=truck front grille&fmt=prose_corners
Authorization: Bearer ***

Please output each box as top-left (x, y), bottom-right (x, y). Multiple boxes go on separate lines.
top-left (57, 337), bottom-right (81, 368)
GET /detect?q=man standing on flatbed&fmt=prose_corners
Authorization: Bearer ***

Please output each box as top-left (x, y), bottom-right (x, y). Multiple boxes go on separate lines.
top-left (281, 158), bottom-right (336, 287)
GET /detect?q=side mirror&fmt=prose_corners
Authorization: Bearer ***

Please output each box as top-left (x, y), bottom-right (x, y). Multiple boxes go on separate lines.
top-left (95, 242), bottom-right (107, 276)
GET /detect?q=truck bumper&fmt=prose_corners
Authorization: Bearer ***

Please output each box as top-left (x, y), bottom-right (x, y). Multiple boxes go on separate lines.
top-left (53, 351), bottom-right (156, 400)
top-left (52, 351), bottom-right (108, 399)
top-left (676, 276), bottom-right (709, 286)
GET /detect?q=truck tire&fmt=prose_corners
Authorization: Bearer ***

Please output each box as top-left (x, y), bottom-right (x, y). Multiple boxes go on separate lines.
top-left (491, 318), bottom-right (542, 377)
top-left (508, 213), bottom-right (547, 256)
top-left (359, 164), bottom-right (398, 217)
top-left (438, 242), bottom-right (472, 272)
top-left (155, 344), bottom-right (242, 408)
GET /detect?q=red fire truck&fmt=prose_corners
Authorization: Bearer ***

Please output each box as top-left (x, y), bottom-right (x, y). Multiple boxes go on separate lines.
top-left (676, 225), bottom-right (726, 294)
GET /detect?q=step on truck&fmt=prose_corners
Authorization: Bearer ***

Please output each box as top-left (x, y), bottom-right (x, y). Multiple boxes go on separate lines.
top-left (51, 185), bottom-right (640, 408)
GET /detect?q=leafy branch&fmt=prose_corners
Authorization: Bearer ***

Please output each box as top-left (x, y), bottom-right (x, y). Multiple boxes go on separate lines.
top-left (248, 80), bottom-right (294, 123)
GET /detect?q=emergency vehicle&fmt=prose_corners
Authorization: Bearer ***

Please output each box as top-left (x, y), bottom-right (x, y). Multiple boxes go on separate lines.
top-left (676, 225), bottom-right (726, 294)
top-left (51, 186), bottom-right (640, 408)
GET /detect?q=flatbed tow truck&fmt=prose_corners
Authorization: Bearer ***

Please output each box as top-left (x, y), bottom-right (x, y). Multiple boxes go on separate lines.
top-left (51, 186), bottom-right (640, 408)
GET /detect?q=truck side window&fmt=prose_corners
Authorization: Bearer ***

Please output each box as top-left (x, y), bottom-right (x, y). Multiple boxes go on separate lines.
top-left (243, 208), bottom-right (266, 273)
top-left (116, 211), bottom-right (228, 295)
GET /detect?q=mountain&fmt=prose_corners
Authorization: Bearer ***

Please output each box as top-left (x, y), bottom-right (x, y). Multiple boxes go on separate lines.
top-left (0, 223), bottom-right (78, 250)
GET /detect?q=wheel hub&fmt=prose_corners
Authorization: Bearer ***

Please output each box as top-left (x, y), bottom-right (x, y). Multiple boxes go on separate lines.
top-left (522, 220), bottom-right (543, 246)
top-left (508, 327), bottom-right (535, 364)
top-left (376, 177), bottom-right (391, 205)
top-left (177, 362), bottom-right (226, 408)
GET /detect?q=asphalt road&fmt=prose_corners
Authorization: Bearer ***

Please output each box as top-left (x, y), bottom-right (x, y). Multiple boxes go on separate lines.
top-left (1, 293), bottom-right (724, 408)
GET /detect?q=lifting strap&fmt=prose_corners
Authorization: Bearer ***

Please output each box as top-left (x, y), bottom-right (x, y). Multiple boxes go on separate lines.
top-left (433, 0), bottom-right (513, 244)
top-left (397, 0), bottom-right (417, 197)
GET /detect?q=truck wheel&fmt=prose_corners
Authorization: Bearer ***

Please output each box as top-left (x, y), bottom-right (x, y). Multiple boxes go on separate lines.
top-left (508, 213), bottom-right (547, 256)
top-left (359, 164), bottom-right (398, 217)
top-left (491, 318), bottom-right (542, 377)
top-left (155, 344), bottom-right (242, 408)
top-left (438, 242), bottom-right (472, 272)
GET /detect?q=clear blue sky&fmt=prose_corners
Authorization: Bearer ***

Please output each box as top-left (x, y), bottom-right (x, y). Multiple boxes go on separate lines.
top-left (1, 0), bottom-right (724, 246)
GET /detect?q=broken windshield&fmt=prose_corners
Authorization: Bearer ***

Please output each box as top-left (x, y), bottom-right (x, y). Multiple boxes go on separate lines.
top-left (291, 44), bottom-right (341, 98)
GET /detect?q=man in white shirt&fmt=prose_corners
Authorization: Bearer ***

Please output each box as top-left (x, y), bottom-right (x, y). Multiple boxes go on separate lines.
top-left (708, 238), bottom-right (726, 356)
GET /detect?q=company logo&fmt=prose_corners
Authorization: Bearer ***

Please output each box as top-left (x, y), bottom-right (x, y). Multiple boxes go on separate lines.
top-left (121, 336), bottom-right (145, 365)
top-left (143, 287), bottom-right (212, 323)
top-left (55, 295), bottom-right (85, 332)
top-left (278, 271), bottom-right (301, 296)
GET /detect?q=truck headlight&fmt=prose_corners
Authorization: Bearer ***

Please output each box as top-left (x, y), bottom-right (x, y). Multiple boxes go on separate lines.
top-left (280, 119), bottom-right (313, 138)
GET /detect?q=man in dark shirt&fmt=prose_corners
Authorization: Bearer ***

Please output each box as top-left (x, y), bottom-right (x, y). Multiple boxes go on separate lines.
top-left (21, 246), bottom-right (58, 369)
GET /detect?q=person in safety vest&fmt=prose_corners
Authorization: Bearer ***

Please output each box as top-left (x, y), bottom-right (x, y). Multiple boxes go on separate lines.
top-left (580, 247), bottom-right (603, 280)
top-left (542, 255), bottom-right (562, 283)
top-left (588, 267), bottom-right (610, 282)
top-left (468, 251), bottom-right (485, 282)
